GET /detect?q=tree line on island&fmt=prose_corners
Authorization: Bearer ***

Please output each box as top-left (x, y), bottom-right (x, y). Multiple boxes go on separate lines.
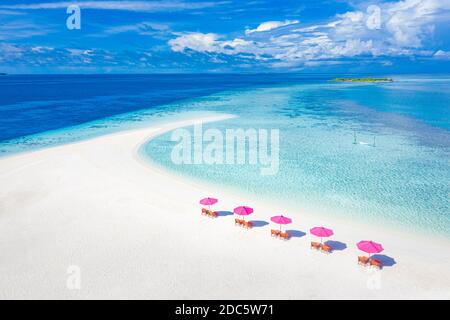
top-left (333, 77), bottom-right (393, 82)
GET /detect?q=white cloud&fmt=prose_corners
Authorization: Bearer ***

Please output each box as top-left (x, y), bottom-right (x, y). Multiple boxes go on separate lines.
top-left (105, 22), bottom-right (170, 34)
top-left (245, 20), bottom-right (299, 35)
top-left (0, 9), bottom-right (24, 15)
top-left (169, 33), bottom-right (221, 53)
top-left (31, 46), bottom-right (54, 53)
top-left (0, 43), bottom-right (169, 72)
top-left (303, 60), bottom-right (351, 67)
top-left (169, 32), bottom-right (254, 55)
top-left (0, 43), bottom-right (23, 54)
top-left (0, 20), bottom-right (52, 40)
top-left (98, 22), bottom-right (171, 40)
top-left (0, 1), bottom-right (227, 12)
top-left (0, 43), bottom-right (24, 61)
top-left (67, 48), bottom-right (95, 56)
top-left (434, 50), bottom-right (450, 59)
top-left (169, 0), bottom-right (449, 68)
top-left (337, 11), bottom-right (364, 23)
top-left (384, 0), bottom-right (440, 47)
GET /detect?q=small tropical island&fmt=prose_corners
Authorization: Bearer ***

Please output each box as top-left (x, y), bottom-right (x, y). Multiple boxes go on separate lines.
top-left (333, 77), bottom-right (393, 83)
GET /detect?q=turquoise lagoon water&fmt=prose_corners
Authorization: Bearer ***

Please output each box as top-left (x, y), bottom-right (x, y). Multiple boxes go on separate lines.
top-left (143, 78), bottom-right (450, 237)
top-left (1, 75), bottom-right (449, 237)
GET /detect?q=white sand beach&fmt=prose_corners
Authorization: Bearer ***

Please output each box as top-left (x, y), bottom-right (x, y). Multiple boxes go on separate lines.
top-left (0, 114), bottom-right (449, 299)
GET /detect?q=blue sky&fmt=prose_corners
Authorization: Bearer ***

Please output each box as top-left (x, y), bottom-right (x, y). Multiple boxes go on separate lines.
top-left (0, 0), bottom-right (449, 73)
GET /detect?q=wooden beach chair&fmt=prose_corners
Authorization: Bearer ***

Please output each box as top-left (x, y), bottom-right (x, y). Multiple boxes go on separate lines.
top-left (310, 241), bottom-right (322, 250)
top-left (358, 256), bottom-right (370, 266)
top-left (235, 219), bottom-right (244, 226)
top-left (271, 229), bottom-right (281, 237)
top-left (280, 232), bottom-right (290, 240)
top-left (321, 244), bottom-right (332, 254)
top-left (369, 258), bottom-right (382, 269)
top-left (206, 210), bottom-right (218, 218)
top-left (201, 208), bottom-right (208, 215)
top-left (244, 221), bottom-right (253, 229)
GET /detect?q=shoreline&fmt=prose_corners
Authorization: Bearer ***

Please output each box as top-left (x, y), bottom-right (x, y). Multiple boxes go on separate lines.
top-left (144, 156), bottom-right (450, 245)
top-left (138, 137), bottom-right (450, 271)
top-left (138, 124), bottom-right (450, 243)
top-left (0, 114), bottom-right (449, 299)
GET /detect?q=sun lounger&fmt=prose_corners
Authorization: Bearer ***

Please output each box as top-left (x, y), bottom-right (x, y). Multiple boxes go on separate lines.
top-left (358, 256), bottom-right (370, 266)
top-left (235, 218), bottom-right (245, 226)
top-left (271, 229), bottom-right (281, 237)
top-left (369, 258), bottom-right (382, 269)
top-left (280, 232), bottom-right (290, 240)
top-left (203, 209), bottom-right (217, 217)
top-left (310, 241), bottom-right (322, 250)
top-left (244, 221), bottom-right (253, 229)
top-left (321, 244), bottom-right (332, 254)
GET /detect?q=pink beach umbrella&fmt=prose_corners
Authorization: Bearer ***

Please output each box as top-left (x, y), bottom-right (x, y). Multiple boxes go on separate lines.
top-left (357, 240), bottom-right (384, 258)
top-left (270, 215), bottom-right (292, 231)
top-left (310, 226), bottom-right (334, 243)
top-left (233, 206), bottom-right (253, 221)
top-left (199, 197), bottom-right (218, 210)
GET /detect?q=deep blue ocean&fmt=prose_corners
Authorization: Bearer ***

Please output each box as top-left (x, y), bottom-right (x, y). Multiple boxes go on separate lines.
top-left (0, 74), bottom-right (449, 236)
top-left (0, 74), bottom-right (332, 142)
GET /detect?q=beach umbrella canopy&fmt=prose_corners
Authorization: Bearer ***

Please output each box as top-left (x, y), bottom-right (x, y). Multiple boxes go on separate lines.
top-left (271, 215), bottom-right (292, 224)
top-left (357, 240), bottom-right (384, 257)
top-left (199, 197), bottom-right (218, 210)
top-left (199, 197), bottom-right (218, 206)
top-left (310, 226), bottom-right (334, 243)
top-left (271, 215), bottom-right (292, 231)
top-left (233, 206), bottom-right (253, 216)
top-left (234, 206), bottom-right (253, 221)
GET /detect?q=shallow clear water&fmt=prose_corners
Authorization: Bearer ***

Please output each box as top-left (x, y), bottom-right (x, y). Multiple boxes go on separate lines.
top-left (1, 74), bottom-right (449, 237)
top-left (143, 79), bottom-right (450, 236)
